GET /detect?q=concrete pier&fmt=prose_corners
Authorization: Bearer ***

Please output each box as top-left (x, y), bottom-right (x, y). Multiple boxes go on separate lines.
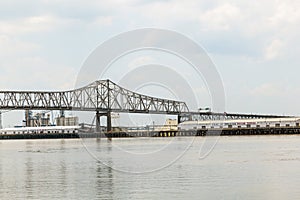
top-left (96, 111), bottom-right (101, 133)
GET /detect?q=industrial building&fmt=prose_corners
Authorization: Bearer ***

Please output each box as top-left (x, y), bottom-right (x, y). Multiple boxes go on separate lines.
top-left (56, 116), bottom-right (79, 126)
top-left (24, 110), bottom-right (78, 127)
top-left (24, 110), bottom-right (51, 127)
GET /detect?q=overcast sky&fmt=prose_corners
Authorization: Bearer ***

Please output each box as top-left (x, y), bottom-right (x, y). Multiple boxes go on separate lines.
top-left (1, 0), bottom-right (300, 127)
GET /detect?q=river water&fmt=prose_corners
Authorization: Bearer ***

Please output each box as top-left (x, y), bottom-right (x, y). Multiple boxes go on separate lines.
top-left (1, 135), bottom-right (300, 199)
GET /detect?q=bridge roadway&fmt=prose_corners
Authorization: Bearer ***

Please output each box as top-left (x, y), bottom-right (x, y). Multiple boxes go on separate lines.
top-left (179, 111), bottom-right (294, 121)
top-left (0, 79), bottom-right (294, 131)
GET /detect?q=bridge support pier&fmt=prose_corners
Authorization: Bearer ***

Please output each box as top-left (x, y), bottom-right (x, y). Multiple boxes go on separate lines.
top-left (177, 115), bottom-right (181, 124)
top-left (96, 111), bottom-right (101, 133)
top-left (95, 111), bottom-right (112, 134)
top-left (107, 111), bottom-right (112, 132)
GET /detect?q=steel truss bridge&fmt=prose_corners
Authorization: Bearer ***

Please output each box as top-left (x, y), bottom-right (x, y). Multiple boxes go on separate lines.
top-left (179, 112), bottom-right (294, 122)
top-left (0, 79), bottom-right (293, 131)
top-left (0, 80), bottom-right (188, 131)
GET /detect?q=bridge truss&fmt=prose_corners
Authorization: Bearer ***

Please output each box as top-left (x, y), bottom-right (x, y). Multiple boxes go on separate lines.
top-left (0, 80), bottom-right (189, 114)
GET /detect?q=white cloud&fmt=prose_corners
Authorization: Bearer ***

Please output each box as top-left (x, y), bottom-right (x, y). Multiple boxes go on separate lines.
top-left (137, 1), bottom-right (241, 31)
top-left (0, 15), bottom-right (79, 36)
top-left (128, 56), bottom-right (155, 69)
top-left (0, 55), bottom-right (77, 91)
top-left (0, 34), bottom-right (73, 90)
top-left (268, 1), bottom-right (300, 27)
top-left (0, 16), bottom-right (49, 34)
top-left (0, 35), bottom-right (39, 55)
top-left (250, 83), bottom-right (286, 97)
top-left (91, 16), bottom-right (113, 26)
top-left (264, 39), bottom-right (284, 60)
top-left (199, 3), bottom-right (241, 31)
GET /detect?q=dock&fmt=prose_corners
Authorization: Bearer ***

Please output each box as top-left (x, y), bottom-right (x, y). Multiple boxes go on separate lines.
top-left (1, 126), bottom-right (300, 140)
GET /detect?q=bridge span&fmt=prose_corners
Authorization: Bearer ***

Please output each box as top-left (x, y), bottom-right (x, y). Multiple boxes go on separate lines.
top-left (0, 80), bottom-right (188, 131)
top-left (0, 79), bottom-right (294, 131)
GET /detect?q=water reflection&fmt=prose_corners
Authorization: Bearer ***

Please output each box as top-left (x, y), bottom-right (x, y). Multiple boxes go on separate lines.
top-left (96, 139), bottom-right (114, 199)
top-left (60, 139), bottom-right (65, 151)
top-left (96, 162), bottom-right (114, 199)
top-left (58, 140), bottom-right (67, 198)
top-left (25, 157), bottom-right (33, 198)
top-left (25, 141), bottom-right (34, 199)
